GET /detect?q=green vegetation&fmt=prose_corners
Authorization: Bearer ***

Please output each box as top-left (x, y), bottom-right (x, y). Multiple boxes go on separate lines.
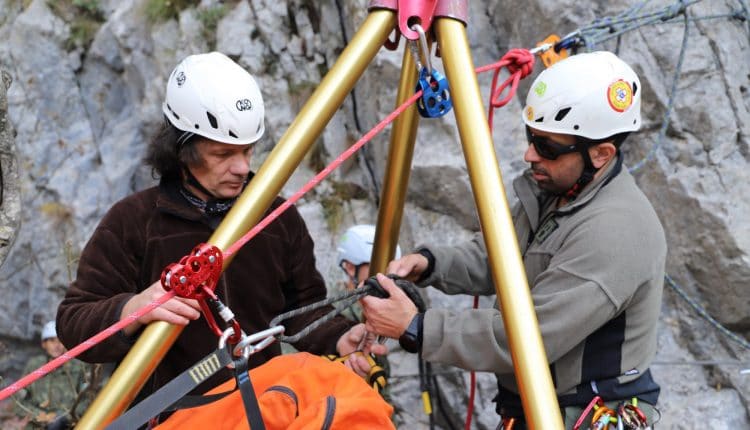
top-left (308, 142), bottom-right (371, 230)
top-left (196, 4), bottom-right (228, 50)
top-left (144, 0), bottom-right (237, 50)
top-left (47, 0), bottom-right (106, 51)
top-left (319, 181), bottom-right (370, 231)
top-left (144, 0), bottom-right (198, 23)
top-left (307, 140), bottom-right (328, 172)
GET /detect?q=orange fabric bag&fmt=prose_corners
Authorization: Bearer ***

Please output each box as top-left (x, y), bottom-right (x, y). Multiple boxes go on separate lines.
top-left (155, 352), bottom-right (394, 430)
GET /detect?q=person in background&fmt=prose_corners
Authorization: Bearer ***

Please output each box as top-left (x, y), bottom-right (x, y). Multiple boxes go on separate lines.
top-left (361, 51), bottom-right (667, 429)
top-left (336, 224), bottom-right (401, 322)
top-left (13, 321), bottom-right (97, 430)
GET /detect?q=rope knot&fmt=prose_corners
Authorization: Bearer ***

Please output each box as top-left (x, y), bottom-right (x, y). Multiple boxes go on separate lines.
top-left (502, 48), bottom-right (535, 78)
top-left (488, 49), bottom-right (536, 113)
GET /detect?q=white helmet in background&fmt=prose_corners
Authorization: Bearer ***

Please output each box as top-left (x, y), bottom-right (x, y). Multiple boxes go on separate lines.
top-left (163, 51), bottom-right (265, 145)
top-left (522, 51), bottom-right (641, 140)
top-left (41, 321), bottom-right (57, 340)
top-left (337, 224), bottom-right (402, 266)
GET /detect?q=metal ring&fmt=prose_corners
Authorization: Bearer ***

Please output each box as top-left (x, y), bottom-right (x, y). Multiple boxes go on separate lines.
top-left (218, 327), bottom-right (235, 350)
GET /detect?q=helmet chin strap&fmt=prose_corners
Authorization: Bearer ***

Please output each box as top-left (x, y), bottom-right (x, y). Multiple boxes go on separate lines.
top-left (181, 167), bottom-right (247, 216)
top-left (564, 146), bottom-right (598, 201)
top-left (184, 166), bottom-right (215, 199)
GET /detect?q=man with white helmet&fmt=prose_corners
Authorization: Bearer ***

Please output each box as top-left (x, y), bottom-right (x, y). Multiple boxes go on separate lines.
top-left (336, 224), bottom-right (401, 322)
top-left (338, 224), bottom-right (402, 290)
top-left (361, 51), bottom-right (667, 429)
top-left (56, 52), bottom-right (375, 404)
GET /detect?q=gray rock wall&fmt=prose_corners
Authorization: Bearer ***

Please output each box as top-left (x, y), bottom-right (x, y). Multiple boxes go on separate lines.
top-left (0, 0), bottom-right (748, 428)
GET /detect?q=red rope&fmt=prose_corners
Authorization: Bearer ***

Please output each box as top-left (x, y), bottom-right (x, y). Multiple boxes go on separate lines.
top-left (3, 48), bottom-right (537, 401)
top-left (226, 48), bottom-right (536, 258)
top-left (464, 294), bottom-right (481, 430)
top-left (224, 90), bottom-right (424, 258)
top-left (0, 291), bottom-right (176, 401)
top-left (480, 49), bottom-right (536, 133)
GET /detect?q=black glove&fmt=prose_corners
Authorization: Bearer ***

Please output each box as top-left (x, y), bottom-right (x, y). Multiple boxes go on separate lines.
top-left (363, 274), bottom-right (426, 312)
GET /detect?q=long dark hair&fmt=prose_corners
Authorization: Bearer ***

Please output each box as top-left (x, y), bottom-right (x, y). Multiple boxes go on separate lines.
top-left (144, 120), bottom-right (201, 181)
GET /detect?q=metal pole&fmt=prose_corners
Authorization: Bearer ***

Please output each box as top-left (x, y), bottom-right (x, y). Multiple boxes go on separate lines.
top-left (434, 17), bottom-right (564, 430)
top-left (370, 47), bottom-right (421, 273)
top-left (76, 10), bottom-right (396, 429)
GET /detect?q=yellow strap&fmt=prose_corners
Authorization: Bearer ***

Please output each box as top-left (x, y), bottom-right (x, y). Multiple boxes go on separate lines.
top-left (421, 391), bottom-right (433, 415)
top-left (322, 352), bottom-right (387, 393)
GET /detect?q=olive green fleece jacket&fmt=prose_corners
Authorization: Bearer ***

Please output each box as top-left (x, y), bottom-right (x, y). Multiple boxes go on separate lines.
top-left (418, 155), bottom-right (666, 400)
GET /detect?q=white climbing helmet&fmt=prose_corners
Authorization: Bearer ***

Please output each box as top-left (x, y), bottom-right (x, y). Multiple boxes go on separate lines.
top-left (41, 321), bottom-right (57, 340)
top-left (337, 224), bottom-right (402, 266)
top-left (522, 50), bottom-right (641, 140)
top-left (162, 51), bottom-right (265, 145)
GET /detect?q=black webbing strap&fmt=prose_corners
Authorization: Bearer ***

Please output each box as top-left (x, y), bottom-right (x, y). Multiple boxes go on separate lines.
top-left (105, 346), bottom-right (264, 430)
top-left (233, 356), bottom-right (265, 430)
top-left (105, 347), bottom-right (233, 430)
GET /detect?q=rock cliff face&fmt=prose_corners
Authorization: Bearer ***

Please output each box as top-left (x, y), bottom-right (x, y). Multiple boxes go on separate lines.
top-left (1, 0), bottom-right (749, 427)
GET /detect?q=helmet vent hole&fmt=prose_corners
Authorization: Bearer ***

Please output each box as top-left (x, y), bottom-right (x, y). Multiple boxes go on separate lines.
top-left (573, 125), bottom-right (580, 130)
top-left (256, 122), bottom-right (262, 133)
top-left (554, 107), bottom-right (571, 122)
top-left (194, 124), bottom-right (200, 129)
top-left (535, 117), bottom-right (544, 123)
top-left (632, 81), bottom-right (638, 96)
top-left (206, 112), bottom-right (219, 129)
top-left (229, 130), bottom-right (238, 138)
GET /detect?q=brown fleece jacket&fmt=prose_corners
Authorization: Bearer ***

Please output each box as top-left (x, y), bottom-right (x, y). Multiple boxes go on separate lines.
top-left (57, 179), bottom-right (354, 396)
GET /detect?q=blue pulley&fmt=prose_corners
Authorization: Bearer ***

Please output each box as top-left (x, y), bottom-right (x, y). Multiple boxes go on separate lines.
top-left (416, 67), bottom-right (452, 118)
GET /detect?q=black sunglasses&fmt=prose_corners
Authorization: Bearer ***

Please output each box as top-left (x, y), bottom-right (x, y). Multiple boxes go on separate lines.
top-left (525, 127), bottom-right (580, 160)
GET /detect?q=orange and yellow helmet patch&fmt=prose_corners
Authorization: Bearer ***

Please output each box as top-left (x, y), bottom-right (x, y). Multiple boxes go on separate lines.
top-left (607, 79), bottom-right (633, 112)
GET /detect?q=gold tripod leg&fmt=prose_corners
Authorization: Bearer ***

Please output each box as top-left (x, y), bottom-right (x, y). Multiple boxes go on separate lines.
top-left (435, 17), bottom-right (564, 430)
top-left (76, 10), bottom-right (396, 430)
top-left (370, 47), bottom-right (421, 273)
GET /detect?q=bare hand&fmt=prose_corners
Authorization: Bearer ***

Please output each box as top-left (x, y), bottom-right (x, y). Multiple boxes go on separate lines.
top-left (386, 253), bottom-right (429, 282)
top-left (120, 280), bottom-right (202, 336)
top-left (361, 274), bottom-right (418, 338)
top-left (337, 324), bottom-right (389, 378)
top-left (336, 323), bottom-right (388, 356)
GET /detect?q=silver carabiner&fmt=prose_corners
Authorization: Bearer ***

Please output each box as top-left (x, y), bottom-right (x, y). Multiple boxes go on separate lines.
top-left (412, 23), bottom-right (432, 75)
top-left (218, 327), bottom-right (250, 369)
top-left (232, 325), bottom-right (285, 358)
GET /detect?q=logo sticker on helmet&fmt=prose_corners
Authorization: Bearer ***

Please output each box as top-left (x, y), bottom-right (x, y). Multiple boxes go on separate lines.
top-left (607, 79), bottom-right (633, 112)
top-left (176, 71), bottom-right (186, 87)
top-left (525, 106), bottom-right (534, 121)
top-left (534, 81), bottom-right (547, 97)
top-left (236, 99), bottom-right (252, 111)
